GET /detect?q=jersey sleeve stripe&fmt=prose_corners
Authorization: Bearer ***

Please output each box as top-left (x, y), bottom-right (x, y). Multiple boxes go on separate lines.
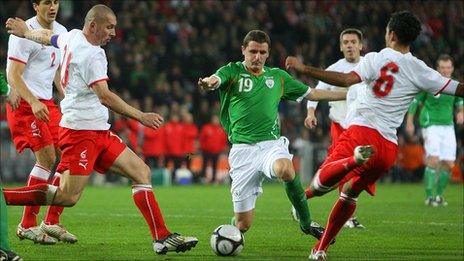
top-left (89, 77), bottom-right (109, 88)
top-left (434, 79), bottom-right (451, 96)
top-left (8, 57), bottom-right (27, 65)
top-left (350, 71), bottom-right (362, 82)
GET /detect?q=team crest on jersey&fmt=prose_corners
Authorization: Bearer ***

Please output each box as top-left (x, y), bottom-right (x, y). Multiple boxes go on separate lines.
top-left (265, 77), bottom-right (274, 88)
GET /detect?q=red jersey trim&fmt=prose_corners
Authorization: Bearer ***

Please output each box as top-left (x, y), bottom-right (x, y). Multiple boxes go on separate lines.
top-left (89, 77), bottom-right (109, 88)
top-left (350, 71), bottom-right (362, 82)
top-left (34, 164), bottom-right (51, 173)
top-left (434, 79), bottom-right (451, 96)
top-left (9, 57), bottom-right (27, 65)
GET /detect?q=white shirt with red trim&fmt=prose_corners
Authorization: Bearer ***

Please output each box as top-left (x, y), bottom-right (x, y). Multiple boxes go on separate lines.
top-left (6, 16), bottom-right (67, 100)
top-left (350, 47), bottom-right (459, 144)
top-left (307, 57), bottom-right (367, 128)
top-left (56, 29), bottom-right (110, 130)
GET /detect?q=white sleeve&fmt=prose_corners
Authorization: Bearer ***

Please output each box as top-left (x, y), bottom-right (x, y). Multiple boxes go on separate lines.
top-left (7, 35), bottom-right (34, 64)
top-left (352, 52), bottom-right (377, 83)
top-left (85, 51), bottom-right (109, 86)
top-left (411, 60), bottom-right (459, 96)
top-left (57, 31), bottom-right (71, 49)
top-left (307, 64), bottom-right (336, 109)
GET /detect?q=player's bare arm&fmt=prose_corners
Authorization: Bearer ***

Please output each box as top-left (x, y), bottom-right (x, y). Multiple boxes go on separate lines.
top-left (7, 59), bottom-right (49, 121)
top-left (92, 80), bottom-right (163, 129)
top-left (6, 17), bottom-right (53, 45)
top-left (305, 107), bottom-right (318, 129)
top-left (455, 82), bottom-right (464, 98)
top-left (306, 88), bottom-right (347, 101)
top-left (286, 56), bottom-right (360, 87)
top-left (54, 67), bottom-right (65, 100)
top-left (405, 113), bottom-right (415, 137)
top-left (198, 75), bottom-right (220, 91)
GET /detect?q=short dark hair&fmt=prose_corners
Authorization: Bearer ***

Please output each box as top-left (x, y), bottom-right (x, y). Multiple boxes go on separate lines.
top-left (339, 28), bottom-right (363, 43)
top-left (387, 11), bottom-right (421, 45)
top-left (436, 54), bottom-right (454, 66)
top-left (30, 0), bottom-right (42, 4)
top-left (242, 30), bottom-right (271, 48)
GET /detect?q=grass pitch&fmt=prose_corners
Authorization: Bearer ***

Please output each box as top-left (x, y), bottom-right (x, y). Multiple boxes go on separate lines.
top-left (5, 182), bottom-right (464, 260)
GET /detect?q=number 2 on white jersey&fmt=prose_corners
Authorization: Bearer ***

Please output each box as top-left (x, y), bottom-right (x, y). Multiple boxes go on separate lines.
top-left (60, 45), bottom-right (73, 88)
top-left (373, 62), bottom-right (399, 97)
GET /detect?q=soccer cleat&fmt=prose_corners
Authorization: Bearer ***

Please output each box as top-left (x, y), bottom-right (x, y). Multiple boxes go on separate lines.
top-left (354, 145), bottom-right (374, 164)
top-left (424, 197), bottom-right (434, 206)
top-left (300, 221), bottom-right (336, 245)
top-left (344, 217), bottom-right (365, 229)
top-left (432, 196), bottom-right (448, 207)
top-left (309, 249), bottom-right (327, 260)
top-left (16, 224), bottom-right (57, 244)
top-left (153, 233), bottom-right (198, 254)
top-left (40, 221), bottom-right (78, 243)
top-left (0, 249), bottom-right (23, 261)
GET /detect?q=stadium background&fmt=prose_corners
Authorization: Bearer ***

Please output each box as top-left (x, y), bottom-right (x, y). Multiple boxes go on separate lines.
top-left (0, 0), bottom-right (463, 184)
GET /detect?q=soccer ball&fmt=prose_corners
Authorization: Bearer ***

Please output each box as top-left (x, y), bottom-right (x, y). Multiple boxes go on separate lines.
top-left (210, 224), bottom-right (244, 256)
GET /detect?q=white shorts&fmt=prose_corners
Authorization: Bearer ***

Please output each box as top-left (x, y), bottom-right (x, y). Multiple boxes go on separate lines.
top-left (228, 137), bottom-right (293, 213)
top-left (422, 125), bottom-right (456, 161)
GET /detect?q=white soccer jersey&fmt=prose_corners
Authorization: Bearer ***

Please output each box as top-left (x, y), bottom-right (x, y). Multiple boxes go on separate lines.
top-left (56, 29), bottom-right (110, 130)
top-left (307, 58), bottom-right (367, 126)
top-left (351, 47), bottom-right (459, 144)
top-left (7, 17), bottom-right (67, 100)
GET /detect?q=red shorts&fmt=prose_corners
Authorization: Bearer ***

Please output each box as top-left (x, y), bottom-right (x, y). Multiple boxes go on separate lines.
top-left (327, 121), bottom-right (346, 154)
top-left (58, 128), bottom-right (126, 176)
top-left (321, 125), bottom-right (398, 195)
top-left (6, 99), bottom-right (61, 153)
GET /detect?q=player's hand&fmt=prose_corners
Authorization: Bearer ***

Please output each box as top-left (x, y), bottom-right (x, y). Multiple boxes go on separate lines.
top-left (304, 114), bottom-right (317, 129)
top-left (7, 87), bottom-right (21, 110)
top-left (456, 111), bottom-right (463, 125)
top-left (198, 77), bottom-right (218, 91)
top-left (5, 17), bottom-right (28, 38)
top-left (405, 120), bottom-right (415, 137)
top-left (30, 99), bottom-right (49, 122)
top-left (285, 56), bottom-right (305, 72)
top-left (140, 112), bottom-right (164, 129)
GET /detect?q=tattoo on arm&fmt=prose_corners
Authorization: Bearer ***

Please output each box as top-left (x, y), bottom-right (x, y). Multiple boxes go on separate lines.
top-left (24, 29), bottom-right (53, 45)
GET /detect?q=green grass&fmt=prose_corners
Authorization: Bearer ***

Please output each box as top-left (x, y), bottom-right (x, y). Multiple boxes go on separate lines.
top-left (5, 183), bottom-right (464, 260)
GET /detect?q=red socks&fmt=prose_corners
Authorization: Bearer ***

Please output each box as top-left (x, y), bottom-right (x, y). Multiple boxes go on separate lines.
top-left (44, 173), bottom-right (64, 225)
top-left (132, 185), bottom-right (170, 240)
top-left (318, 157), bottom-right (357, 188)
top-left (315, 193), bottom-right (357, 252)
top-left (3, 184), bottom-right (50, 206)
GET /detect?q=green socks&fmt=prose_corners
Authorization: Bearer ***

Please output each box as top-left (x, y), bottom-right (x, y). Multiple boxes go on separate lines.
top-left (284, 175), bottom-right (311, 231)
top-left (424, 167), bottom-right (436, 198)
top-left (436, 170), bottom-right (450, 196)
top-left (0, 187), bottom-right (11, 251)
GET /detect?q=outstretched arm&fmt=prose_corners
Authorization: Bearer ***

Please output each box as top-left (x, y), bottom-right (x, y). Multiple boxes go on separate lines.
top-left (92, 80), bottom-right (164, 129)
top-left (6, 17), bottom-right (53, 45)
top-left (198, 75), bottom-right (220, 91)
top-left (305, 88), bottom-right (347, 101)
top-left (286, 56), bottom-right (360, 87)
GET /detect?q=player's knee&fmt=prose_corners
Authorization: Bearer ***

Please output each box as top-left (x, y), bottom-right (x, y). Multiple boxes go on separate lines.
top-left (134, 163), bottom-right (151, 184)
top-left (59, 192), bottom-right (79, 207)
top-left (274, 161), bottom-right (295, 181)
top-left (441, 162), bottom-right (454, 172)
top-left (426, 157), bottom-right (439, 169)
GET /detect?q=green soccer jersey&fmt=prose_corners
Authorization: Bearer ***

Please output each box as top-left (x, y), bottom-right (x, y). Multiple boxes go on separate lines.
top-left (408, 91), bottom-right (463, 127)
top-left (214, 62), bottom-right (309, 144)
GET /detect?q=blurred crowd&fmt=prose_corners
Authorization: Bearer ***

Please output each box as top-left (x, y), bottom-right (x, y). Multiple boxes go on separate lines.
top-left (0, 0), bottom-right (463, 182)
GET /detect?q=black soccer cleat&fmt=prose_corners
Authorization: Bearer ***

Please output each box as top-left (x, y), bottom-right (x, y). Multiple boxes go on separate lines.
top-left (301, 222), bottom-right (336, 245)
top-left (0, 249), bottom-right (23, 261)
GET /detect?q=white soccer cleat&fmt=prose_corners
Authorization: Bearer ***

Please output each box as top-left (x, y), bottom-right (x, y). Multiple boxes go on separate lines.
top-left (153, 233), bottom-right (198, 254)
top-left (16, 224), bottom-right (57, 244)
top-left (309, 249), bottom-right (327, 260)
top-left (424, 197), bottom-right (434, 206)
top-left (354, 145), bottom-right (374, 164)
top-left (344, 217), bottom-right (365, 229)
top-left (432, 196), bottom-right (448, 207)
top-left (40, 221), bottom-right (78, 243)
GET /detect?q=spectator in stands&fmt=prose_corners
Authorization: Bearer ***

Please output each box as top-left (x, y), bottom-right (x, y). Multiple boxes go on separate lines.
top-left (181, 112), bottom-right (198, 171)
top-left (199, 114), bottom-right (228, 184)
top-left (164, 113), bottom-right (184, 182)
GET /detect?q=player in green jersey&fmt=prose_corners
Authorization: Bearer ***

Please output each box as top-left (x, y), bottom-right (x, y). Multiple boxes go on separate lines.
top-left (198, 30), bottom-right (346, 243)
top-left (1, 72), bottom-right (23, 261)
top-left (406, 54), bottom-right (464, 206)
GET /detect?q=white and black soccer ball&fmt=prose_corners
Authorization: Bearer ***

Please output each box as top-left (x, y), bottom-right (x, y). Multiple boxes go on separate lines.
top-left (210, 224), bottom-right (244, 256)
